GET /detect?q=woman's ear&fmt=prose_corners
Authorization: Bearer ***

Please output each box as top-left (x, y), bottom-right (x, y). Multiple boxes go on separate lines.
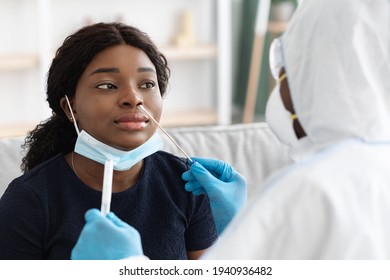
top-left (60, 96), bottom-right (77, 122)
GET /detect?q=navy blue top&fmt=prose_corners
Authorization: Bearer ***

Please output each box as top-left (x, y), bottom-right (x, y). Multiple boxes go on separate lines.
top-left (0, 151), bottom-right (217, 260)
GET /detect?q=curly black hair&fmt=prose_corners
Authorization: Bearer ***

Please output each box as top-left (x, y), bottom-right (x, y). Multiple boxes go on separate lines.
top-left (21, 22), bottom-right (170, 172)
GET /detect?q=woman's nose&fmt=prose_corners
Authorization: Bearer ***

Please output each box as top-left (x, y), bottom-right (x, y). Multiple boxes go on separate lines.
top-left (119, 87), bottom-right (143, 108)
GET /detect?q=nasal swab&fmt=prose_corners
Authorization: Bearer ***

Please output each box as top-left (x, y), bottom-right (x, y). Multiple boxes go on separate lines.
top-left (65, 95), bottom-right (113, 216)
top-left (101, 159), bottom-right (113, 216)
top-left (138, 104), bottom-right (194, 164)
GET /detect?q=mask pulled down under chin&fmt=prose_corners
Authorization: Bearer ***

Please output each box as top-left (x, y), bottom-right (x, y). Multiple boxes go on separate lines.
top-left (74, 130), bottom-right (164, 171)
top-left (265, 84), bottom-right (298, 147)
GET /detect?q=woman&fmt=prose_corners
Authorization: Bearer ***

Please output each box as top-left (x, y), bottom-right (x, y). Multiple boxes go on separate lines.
top-left (0, 22), bottom-right (217, 260)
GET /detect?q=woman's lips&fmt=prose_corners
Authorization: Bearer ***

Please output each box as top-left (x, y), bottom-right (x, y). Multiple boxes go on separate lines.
top-left (115, 113), bottom-right (149, 130)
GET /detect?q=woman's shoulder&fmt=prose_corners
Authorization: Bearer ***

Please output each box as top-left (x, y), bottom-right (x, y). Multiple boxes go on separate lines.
top-left (140, 151), bottom-right (190, 195)
top-left (10, 153), bottom-right (68, 187)
top-left (148, 150), bottom-right (190, 171)
top-left (1, 154), bottom-right (70, 208)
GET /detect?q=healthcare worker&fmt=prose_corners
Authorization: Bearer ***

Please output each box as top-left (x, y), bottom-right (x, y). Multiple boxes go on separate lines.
top-left (72, 0), bottom-right (390, 259)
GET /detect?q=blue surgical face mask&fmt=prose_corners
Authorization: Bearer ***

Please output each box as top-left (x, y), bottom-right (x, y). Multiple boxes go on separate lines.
top-left (65, 95), bottom-right (163, 171)
top-left (74, 130), bottom-right (163, 171)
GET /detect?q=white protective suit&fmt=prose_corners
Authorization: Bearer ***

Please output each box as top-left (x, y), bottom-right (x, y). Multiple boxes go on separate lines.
top-left (203, 0), bottom-right (390, 259)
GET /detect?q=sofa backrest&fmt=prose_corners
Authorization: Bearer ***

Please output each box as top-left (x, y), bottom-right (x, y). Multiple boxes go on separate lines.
top-left (0, 136), bottom-right (25, 197)
top-left (161, 123), bottom-right (291, 198)
top-left (0, 122), bottom-right (291, 199)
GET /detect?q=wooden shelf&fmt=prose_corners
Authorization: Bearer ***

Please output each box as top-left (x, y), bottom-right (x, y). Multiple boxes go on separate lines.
top-left (0, 123), bottom-right (37, 138)
top-left (268, 21), bottom-right (288, 34)
top-left (160, 109), bottom-right (217, 127)
top-left (0, 54), bottom-right (39, 71)
top-left (160, 45), bottom-right (217, 61)
top-left (0, 46), bottom-right (218, 69)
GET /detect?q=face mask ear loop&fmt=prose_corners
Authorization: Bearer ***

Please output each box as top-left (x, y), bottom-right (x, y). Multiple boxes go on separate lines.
top-left (278, 73), bottom-right (297, 121)
top-left (65, 95), bottom-right (80, 135)
top-left (278, 73), bottom-right (287, 84)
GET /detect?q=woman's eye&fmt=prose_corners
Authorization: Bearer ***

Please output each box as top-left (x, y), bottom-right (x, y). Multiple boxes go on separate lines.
top-left (140, 82), bottom-right (155, 89)
top-left (96, 83), bottom-right (117, 90)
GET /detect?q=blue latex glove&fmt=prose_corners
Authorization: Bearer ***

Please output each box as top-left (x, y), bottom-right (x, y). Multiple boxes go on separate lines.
top-left (182, 157), bottom-right (247, 235)
top-left (71, 209), bottom-right (143, 260)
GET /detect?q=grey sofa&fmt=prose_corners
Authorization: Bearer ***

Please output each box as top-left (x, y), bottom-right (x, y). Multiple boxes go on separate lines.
top-left (0, 122), bottom-right (291, 199)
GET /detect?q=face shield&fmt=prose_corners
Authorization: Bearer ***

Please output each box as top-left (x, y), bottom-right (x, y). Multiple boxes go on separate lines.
top-left (281, 0), bottom-right (390, 148)
top-left (269, 37), bottom-right (284, 80)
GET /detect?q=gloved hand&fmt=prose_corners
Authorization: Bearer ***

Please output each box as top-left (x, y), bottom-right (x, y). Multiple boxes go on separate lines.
top-left (182, 157), bottom-right (247, 235)
top-left (71, 208), bottom-right (144, 260)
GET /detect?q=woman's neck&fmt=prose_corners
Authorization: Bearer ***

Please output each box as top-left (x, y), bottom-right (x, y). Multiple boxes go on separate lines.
top-left (66, 152), bottom-right (143, 192)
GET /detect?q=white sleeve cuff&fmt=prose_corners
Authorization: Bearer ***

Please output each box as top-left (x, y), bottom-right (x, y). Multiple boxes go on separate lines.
top-left (122, 255), bottom-right (150, 260)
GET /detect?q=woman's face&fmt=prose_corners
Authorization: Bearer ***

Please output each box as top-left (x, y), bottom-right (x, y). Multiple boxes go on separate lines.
top-left (71, 44), bottom-right (162, 150)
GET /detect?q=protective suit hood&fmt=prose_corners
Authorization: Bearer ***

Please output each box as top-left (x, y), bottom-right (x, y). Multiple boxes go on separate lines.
top-left (280, 0), bottom-right (390, 150)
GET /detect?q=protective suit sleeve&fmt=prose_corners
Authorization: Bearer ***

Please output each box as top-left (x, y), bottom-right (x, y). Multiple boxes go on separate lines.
top-left (182, 157), bottom-right (247, 234)
top-left (71, 208), bottom-right (146, 260)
